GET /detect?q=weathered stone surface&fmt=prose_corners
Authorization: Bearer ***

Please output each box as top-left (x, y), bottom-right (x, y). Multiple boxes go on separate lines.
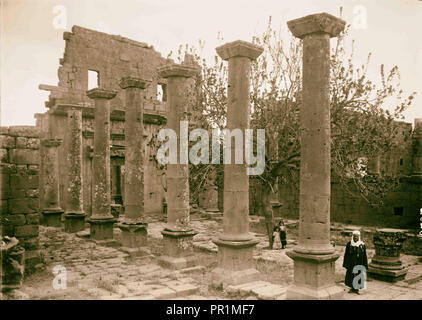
top-left (8, 126), bottom-right (39, 138)
top-left (2, 214), bottom-right (26, 226)
top-left (9, 149), bottom-right (40, 165)
top-left (10, 174), bottom-right (39, 191)
top-left (212, 40), bottom-right (262, 287)
top-left (26, 213), bottom-right (40, 224)
top-left (0, 135), bottom-right (15, 148)
top-left (368, 228), bottom-right (408, 282)
top-left (287, 12), bottom-right (346, 39)
top-left (14, 224), bottom-right (39, 238)
top-left (216, 40), bottom-right (263, 61)
top-left (0, 149), bottom-right (8, 163)
top-left (8, 198), bottom-right (39, 214)
top-left (285, 12), bottom-right (345, 300)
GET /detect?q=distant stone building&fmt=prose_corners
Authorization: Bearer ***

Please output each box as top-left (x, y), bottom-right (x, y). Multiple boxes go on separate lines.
top-left (36, 26), bottom-right (171, 217)
top-left (264, 119), bottom-right (422, 229)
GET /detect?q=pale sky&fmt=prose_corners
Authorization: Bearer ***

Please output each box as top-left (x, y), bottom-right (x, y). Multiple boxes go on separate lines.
top-left (1, 0), bottom-right (421, 126)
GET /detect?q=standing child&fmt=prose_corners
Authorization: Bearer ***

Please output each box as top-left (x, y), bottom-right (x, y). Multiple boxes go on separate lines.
top-left (272, 225), bottom-right (281, 250)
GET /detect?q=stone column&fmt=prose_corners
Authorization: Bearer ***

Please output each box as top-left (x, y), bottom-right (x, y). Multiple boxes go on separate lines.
top-left (157, 63), bottom-right (198, 269)
top-left (117, 77), bottom-right (150, 253)
top-left (211, 40), bottom-right (263, 287)
top-left (285, 13), bottom-right (345, 300)
top-left (40, 137), bottom-right (64, 227)
top-left (64, 107), bottom-right (86, 233)
top-left (368, 228), bottom-right (408, 282)
top-left (86, 88), bottom-right (117, 240)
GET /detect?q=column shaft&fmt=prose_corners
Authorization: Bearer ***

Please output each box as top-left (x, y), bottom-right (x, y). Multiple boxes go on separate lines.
top-left (297, 32), bottom-right (332, 254)
top-left (41, 138), bottom-right (63, 227)
top-left (92, 98), bottom-right (111, 218)
top-left (64, 107), bottom-right (86, 232)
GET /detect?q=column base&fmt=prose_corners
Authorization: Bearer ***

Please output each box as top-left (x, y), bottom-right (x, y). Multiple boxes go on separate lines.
top-left (88, 217), bottom-right (117, 240)
top-left (158, 229), bottom-right (197, 270)
top-left (368, 263), bottom-right (408, 283)
top-left (286, 250), bottom-right (343, 300)
top-left (211, 238), bottom-right (260, 287)
top-left (117, 222), bottom-right (148, 248)
top-left (42, 209), bottom-right (64, 227)
top-left (64, 212), bottom-right (86, 233)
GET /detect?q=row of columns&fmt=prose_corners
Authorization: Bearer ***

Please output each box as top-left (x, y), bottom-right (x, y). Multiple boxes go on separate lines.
top-left (40, 12), bottom-right (347, 299)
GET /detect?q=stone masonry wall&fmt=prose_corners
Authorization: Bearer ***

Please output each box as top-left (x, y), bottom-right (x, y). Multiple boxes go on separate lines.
top-left (1, 126), bottom-right (41, 271)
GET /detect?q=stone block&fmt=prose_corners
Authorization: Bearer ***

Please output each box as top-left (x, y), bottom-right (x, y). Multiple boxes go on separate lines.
top-left (251, 284), bottom-right (287, 300)
top-left (0, 149), bottom-right (8, 162)
top-left (16, 137), bottom-right (28, 149)
top-left (27, 165), bottom-right (39, 175)
top-left (0, 200), bottom-right (8, 214)
top-left (26, 189), bottom-right (39, 198)
top-left (10, 175), bottom-right (39, 190)
top-left (22, 237), bottom-right (39, 251)
top-left (8, 198), bottom-right (39, 213)
top-left (149, 287), bottom-right (177, 299)
top-left (1, 174), bottom-right (9, 199)
top-left (8, 126), bottom-right (39, 138)
top-left (9, 149), bottom-right (40, 165)
top-left (0, 135), bottom-right (15, 148)
top-left (167, 283), bottom-right (198, 297)
top-left (0, 163), bottom-right (16, 174)
top-left (26, 213), bottom-right (40, 224)
top-left (27, 138), bottom-right (40, 149)
top-left (157, 255), bottom-right (198, 270)
top-left (9, 189), bottom-right (26, 199)
top-left (2, 214), bottom-right (26, 226)
top-left (14, 224), bottom-right (39, 238)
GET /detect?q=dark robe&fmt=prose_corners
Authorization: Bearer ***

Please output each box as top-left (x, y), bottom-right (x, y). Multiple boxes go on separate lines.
top-left (279, 226), bottom-right (287, 248)
top-left (343, 241), bottom-right (368, 288)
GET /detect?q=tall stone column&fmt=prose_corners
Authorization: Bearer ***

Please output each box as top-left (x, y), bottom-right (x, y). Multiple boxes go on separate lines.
top-left (41, 137), bottom-right (64, 227)
top-left (86, 88), bottom-right (117, 240)
top-left (285, 13), bottom-right (346, 300)
top-left (211, 40), bottom-right (263, 287)
top-left (117, 77), bottom-right (150, 253)
top-left (157, 63), bottom-right (198, 269)
top-left (64, 107), bottom-right (86, 233)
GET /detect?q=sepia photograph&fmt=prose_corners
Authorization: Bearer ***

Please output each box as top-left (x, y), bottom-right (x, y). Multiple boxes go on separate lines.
top-left (1, 0), bottom-right (421, 310)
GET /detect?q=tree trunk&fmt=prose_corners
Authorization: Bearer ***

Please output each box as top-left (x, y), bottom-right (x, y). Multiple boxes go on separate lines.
top-left (261, 183), bottom-right (274, 249)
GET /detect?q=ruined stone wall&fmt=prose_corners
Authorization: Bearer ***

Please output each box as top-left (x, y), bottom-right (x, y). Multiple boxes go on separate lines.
top-left (43, 25), bottom-right (168, 113)
top-left (1, 126), bottom-right (41, 270)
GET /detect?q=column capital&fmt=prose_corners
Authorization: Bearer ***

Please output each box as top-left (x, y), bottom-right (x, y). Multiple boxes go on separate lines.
top-left (86, 88), bottom-right (117, 100)
top-left (157, 64), bottom-right (198, 79)
top-left (216, 40), bottom-right (263, 61)
top-left (287, 12), bottom-right (345, 39)
top-left (119, 77), bottom-right (151, 89)
top-left (41, 138), bottom-right (62, 147)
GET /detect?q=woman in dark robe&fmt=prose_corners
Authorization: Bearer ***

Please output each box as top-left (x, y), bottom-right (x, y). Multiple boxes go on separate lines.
top-left (343, 230), bottom-right (368, 294)
top-left (278, 220), bottom-right (287, 249)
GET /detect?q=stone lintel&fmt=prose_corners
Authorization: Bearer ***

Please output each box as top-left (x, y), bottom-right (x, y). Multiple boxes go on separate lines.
top-left (86, 88), bottom-right (117, 100)
top-left (287, 12), bottom-right (346, 39)
top-left (157, 64), bottom-right (198, 79)
top-left (41, 138), bottom-right (62, 148)
top-left (216, 40), bottom-right (263, 61)
top-left (119, 77), bottom-right (151, 89)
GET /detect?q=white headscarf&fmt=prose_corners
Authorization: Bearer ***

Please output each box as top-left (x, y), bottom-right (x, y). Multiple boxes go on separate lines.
top-left (350, 230), bottom-right (364, 247)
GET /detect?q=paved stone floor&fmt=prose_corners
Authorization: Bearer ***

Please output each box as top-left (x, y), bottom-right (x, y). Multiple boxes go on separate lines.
top-left (3, 214), bottom-right (422, 300)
